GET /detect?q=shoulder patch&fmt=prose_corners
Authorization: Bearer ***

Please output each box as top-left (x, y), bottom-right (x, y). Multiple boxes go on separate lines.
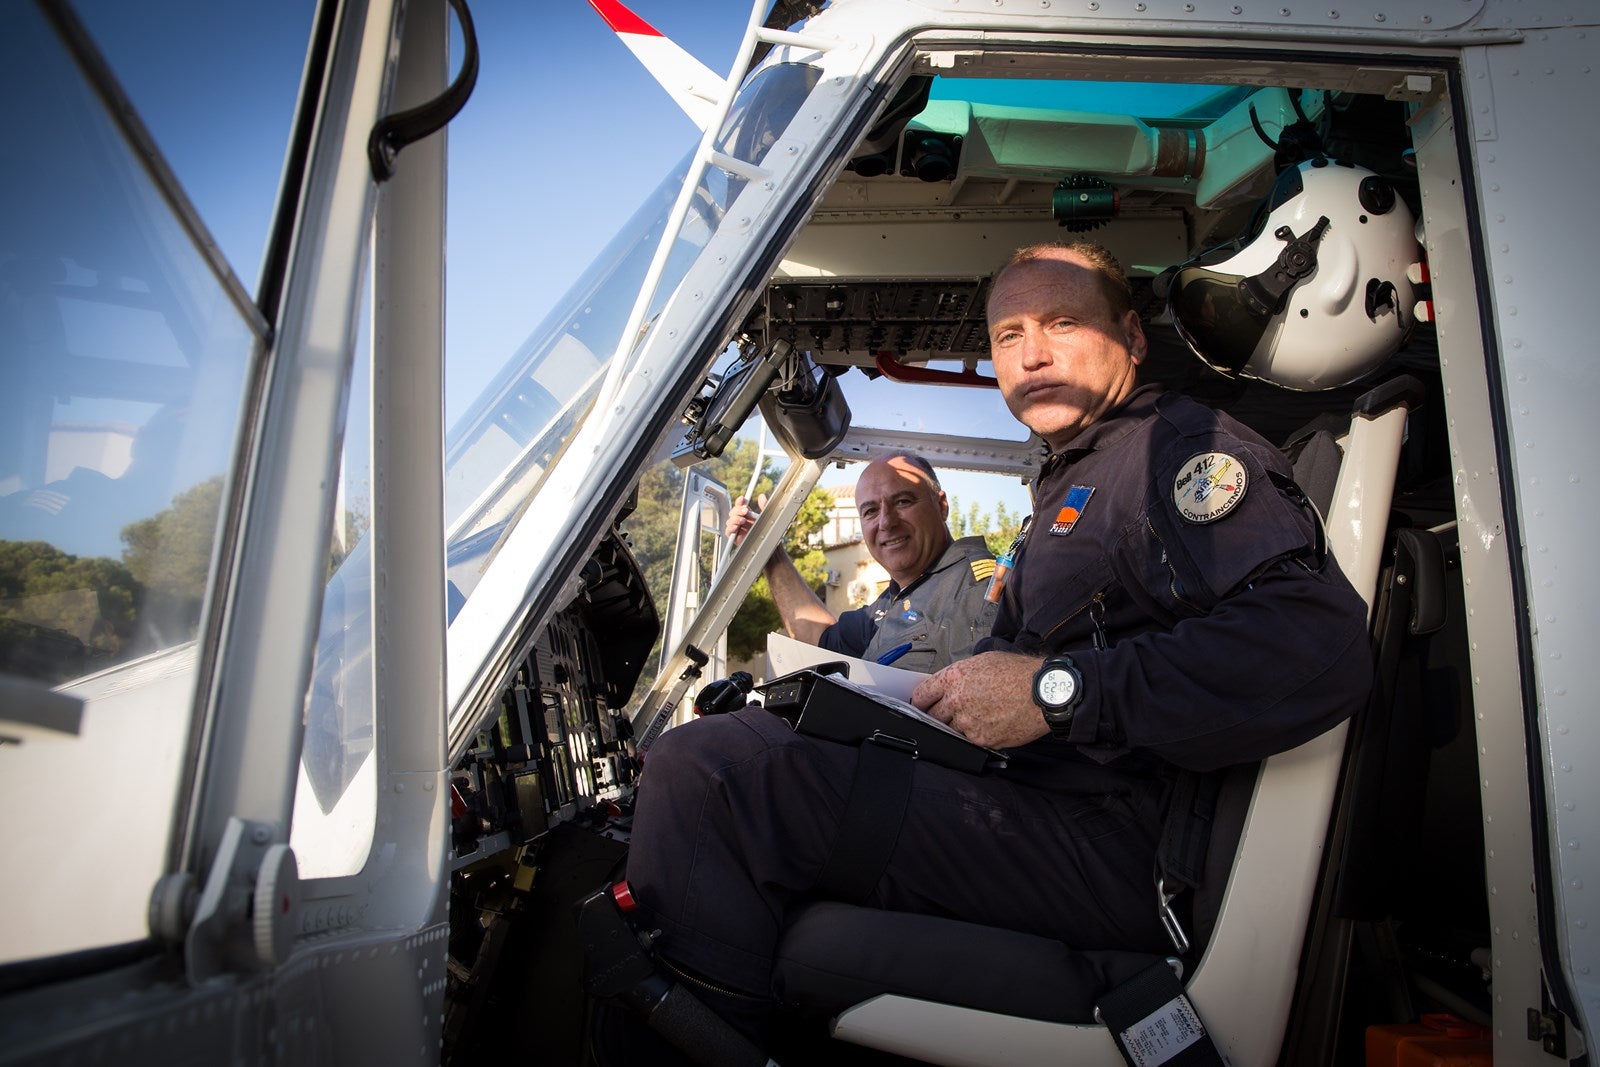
top-left (1173, 451), bottom-right (1247, 524)
top-left (1049, 485), bottom-right (1095, 536)
top-left (969, 558), bottom-right (996, 583)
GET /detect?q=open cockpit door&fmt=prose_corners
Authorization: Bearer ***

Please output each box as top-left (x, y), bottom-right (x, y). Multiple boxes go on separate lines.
top-left (0, 0), bottom-right (299, 971)
top-left (2, 1), bottom-right (456, 1063)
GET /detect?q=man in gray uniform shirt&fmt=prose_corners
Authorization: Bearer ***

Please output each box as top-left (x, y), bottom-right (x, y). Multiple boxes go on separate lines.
top-left (725, 452), bottom-right (998, 673)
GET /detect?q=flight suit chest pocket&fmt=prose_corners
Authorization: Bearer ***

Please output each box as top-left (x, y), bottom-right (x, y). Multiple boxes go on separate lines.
top-left (1013, 554), bottom-right (1114, 651)
top-left (866, 605), bottom-right (932, 666)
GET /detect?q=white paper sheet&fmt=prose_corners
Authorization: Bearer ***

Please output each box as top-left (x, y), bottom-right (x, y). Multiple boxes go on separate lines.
top-left (765, 631), bottom-right (929, 702)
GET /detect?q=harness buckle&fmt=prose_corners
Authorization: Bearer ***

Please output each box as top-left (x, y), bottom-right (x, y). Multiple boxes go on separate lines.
top-left (1157, 876), bottom-right (1191, 955)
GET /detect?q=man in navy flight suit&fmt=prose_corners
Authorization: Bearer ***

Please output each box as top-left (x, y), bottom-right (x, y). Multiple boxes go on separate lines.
top-left (725, 451), bottom-right (998, 673)
top-left (622, 241), bottom-right (1373, 1041)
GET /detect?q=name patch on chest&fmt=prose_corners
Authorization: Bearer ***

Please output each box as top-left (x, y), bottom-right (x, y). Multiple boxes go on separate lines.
top-left (1049, 485), bottom-right (1096, 536)
top-left (1173, 452), bottom-right (1247, 524)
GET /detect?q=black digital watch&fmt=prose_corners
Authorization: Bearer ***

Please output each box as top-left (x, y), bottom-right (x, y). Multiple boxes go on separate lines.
top-left (1032, 655), bottom-right (1084, 736)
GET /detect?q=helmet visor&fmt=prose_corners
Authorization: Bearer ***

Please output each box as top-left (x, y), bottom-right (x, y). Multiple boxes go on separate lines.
top-left (1168, 265), bottom-right (1271, 375)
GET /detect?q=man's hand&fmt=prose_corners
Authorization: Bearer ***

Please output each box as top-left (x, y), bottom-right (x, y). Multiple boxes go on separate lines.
top-left (725, 493), bottom-right (768, 546)
top-left (911, 651), bottom-right (1050, 750)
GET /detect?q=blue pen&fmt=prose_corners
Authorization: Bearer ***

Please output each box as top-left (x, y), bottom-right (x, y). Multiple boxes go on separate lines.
top-left (876, 642), bottom-right (914, 665)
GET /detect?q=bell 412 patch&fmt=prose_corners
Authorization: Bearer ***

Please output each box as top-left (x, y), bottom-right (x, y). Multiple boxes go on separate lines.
top-left (1173, 452), bottom-right (1246, 524)
top-left (1049, 485), bottom-right (1095, 535)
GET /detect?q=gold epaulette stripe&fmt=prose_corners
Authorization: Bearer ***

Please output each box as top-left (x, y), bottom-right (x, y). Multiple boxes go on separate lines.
top-left (969, 559), bottom-right (997, 582)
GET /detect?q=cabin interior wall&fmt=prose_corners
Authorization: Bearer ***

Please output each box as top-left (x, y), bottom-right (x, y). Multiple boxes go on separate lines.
top-left (1323, 533), bottom-right (1489, 1061)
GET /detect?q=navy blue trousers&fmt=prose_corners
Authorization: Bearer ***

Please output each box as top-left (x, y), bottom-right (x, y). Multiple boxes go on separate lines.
top-left (624, 706), bottom-right (1170, 1008)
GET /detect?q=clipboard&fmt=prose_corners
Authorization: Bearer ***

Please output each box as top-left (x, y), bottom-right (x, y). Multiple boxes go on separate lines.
top-left (757, 666), bottom-right (1008, 775)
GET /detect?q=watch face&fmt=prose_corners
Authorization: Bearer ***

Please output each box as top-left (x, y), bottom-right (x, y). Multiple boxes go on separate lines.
top-left (1038, 667), bottom-right (1078, 709)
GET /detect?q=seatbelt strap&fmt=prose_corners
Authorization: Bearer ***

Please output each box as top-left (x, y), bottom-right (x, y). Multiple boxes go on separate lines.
top-left (1154, 768), bottom-right (1222, 954)
top-left (1158, 770), bottom-right (1220, 890)
top-left (812, 733), bottom-right (917, 904)
top-left (1095, 959), bottom-right (1225, 1067)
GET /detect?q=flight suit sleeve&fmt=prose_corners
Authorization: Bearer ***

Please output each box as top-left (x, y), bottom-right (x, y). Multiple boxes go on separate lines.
top-left (817, 605), bottom-right (875, 658)
top-left (1060, 442), bottom-right (1372, 772)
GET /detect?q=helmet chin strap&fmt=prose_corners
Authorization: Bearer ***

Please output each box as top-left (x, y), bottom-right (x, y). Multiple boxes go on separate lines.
top-left (1238, 216), bottom-right (1330, 318)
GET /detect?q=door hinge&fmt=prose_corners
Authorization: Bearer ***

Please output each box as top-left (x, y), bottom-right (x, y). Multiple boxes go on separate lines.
top-left (1527, 1005), bottom-right (1568, 1058)
top-left (150, 817), bottom-right (300, 982)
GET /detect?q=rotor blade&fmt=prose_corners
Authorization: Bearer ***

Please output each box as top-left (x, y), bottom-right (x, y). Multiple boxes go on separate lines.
top-left (585, 0), bottom-right (722, 130)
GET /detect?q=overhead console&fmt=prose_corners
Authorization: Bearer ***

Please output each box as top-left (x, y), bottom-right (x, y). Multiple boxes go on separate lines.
top-left (741, 275), bottom-right (1164, 370)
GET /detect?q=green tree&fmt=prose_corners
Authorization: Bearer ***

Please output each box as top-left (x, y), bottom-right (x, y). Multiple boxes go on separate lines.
top-left (986, 501), bottom-right (1024, 556)
top-left (119, 475), bottom-right (228, 646)
top-left (726, 574), bottom-right (782, 656)
top-left (0, 539), bottom-right (141, 682)
top-left (619, 437), bottom-right (836, 678)
top-left (790, 487), bottom-right (833, 549)
top-left (328, 496), bottom-right (371, 577)
top-left (712, 444), bottom-right (831, 661)
top-left (121, 476), bottom-right (224, 604)
top-left (946, 497), bottom-right (1025, 556)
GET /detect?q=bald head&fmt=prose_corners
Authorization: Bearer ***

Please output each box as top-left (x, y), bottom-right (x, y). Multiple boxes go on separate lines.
top-left (855, 454), bottom-right (953, 586)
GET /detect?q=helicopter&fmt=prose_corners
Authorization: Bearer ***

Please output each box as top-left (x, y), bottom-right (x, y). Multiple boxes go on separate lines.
top-left (0, 0), bottom-right (1594, 1064)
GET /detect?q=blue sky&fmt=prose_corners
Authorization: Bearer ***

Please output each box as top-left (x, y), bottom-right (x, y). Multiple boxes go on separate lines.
top-left (442, 1), bottom-right (754, 417)
top-left (446, 1), bottom-right (1036, 517)
top-left (74, 0), bottom-right (747, 413)
top-left (73, 0), bottom-right (1035, 520)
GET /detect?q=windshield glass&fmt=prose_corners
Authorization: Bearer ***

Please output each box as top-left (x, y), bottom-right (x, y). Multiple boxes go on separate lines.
top-left (294, 60), bottom-right (821, 817)
top-left (0, 1), bottom-right (296, 963)
top-left (439, 61), bottom-right (820, 613)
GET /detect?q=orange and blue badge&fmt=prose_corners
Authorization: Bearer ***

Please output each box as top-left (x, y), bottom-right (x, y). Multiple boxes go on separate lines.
top-left (1049, 485), bottom-right (1095, 536)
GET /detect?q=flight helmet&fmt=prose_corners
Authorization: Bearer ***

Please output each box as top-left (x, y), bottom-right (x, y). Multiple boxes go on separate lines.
top-left (1167, 157), bottom-right (1418, 390)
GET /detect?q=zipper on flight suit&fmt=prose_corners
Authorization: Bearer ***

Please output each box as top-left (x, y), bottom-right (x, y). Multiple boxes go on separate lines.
top-left (657, 951), bottom-right (771, 1004)
top-left (1040, 587), bottom-right (1111, 646)
top-left (1146, 517), bottom-right (1203, 613)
